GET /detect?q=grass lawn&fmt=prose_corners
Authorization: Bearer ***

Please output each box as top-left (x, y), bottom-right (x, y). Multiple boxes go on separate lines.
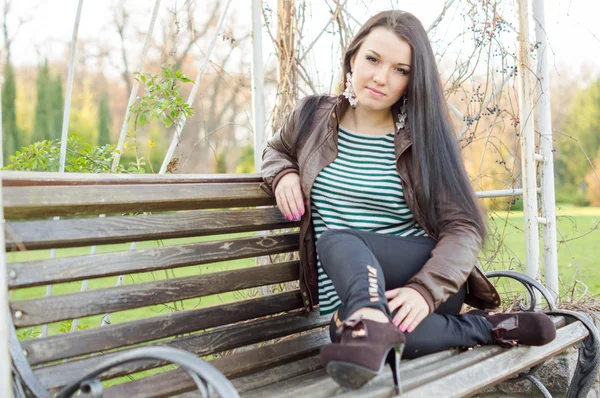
top-left (483, 204), bottom-right (600, 297)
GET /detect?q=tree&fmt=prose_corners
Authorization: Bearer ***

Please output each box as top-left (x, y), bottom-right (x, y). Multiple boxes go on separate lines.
top-left (32, 60), bottom-right (52, 142)
top-left (2, 61), bottom-right (19, 163)
top-left (51, 75), bottom-right (64, 139)
top-left (555, 77), bottom-right (600, 197)
top-left (585, 150), bottom-right (600, 206)
top-left (98, 90), bottom-right (111, 146)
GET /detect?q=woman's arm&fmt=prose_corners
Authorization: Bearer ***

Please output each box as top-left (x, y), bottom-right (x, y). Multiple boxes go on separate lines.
top-left (261, 98), bottom-right (310, 195)
top-left (404, 196), bottom-right (484, 313)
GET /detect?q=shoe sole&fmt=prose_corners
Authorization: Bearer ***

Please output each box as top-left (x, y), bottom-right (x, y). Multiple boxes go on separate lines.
top-left (325, 346), bottom-right (403, 390)
top-left (326, 361), bottom-right (379, 389)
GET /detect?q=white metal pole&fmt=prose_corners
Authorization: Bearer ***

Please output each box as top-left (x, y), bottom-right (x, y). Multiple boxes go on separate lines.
top-left (251, 0), bottom-right (265, 172)
top-left (0, 62), bottom-right (14, 398)
top-left (111, 0), bottom-right (162, 172)
top-left (42, 0), bottom-right (85, 337)
top-left (533, 0), bottom-right (559, 301)
top-left (159, 0), bottom-right (234, 174)
top-left (517, 0), bottom-right (541, 282)
top-left (58, 0), bottom-right (84, 173)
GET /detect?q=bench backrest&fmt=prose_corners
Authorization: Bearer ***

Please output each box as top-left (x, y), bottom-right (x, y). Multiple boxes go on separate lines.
top-left (4, 172), bottom-right (329, 396)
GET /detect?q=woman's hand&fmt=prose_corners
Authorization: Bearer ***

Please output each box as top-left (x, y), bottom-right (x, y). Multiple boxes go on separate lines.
top-left (274, 173), bottom-right (305, 221)
top-left (385, 287), bottom-right (429, 333)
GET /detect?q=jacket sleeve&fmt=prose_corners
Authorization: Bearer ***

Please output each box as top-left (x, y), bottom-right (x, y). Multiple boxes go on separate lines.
top-left (261, 98), bottom-right (308, 195)
top-left (404, 195), bottom-right (483, 313)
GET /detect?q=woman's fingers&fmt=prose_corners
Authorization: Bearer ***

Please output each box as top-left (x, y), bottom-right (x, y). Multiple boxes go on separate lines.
top-left (385, 288), bottom-right (401, 300)
top-left (392, 303), bottom-right (411, 328)
top-left (285, 189), bottom-right (300, 220)
top-left (292, 184), bottom-right (305, 217)
top-left (274, 174), bottom-right (304, 221)
top-left (399, 308), bottom-right (420, 332)
top-left (407, 311), bottom-right (427, 333)
top-left (276, 190), bottom-right (293, 220)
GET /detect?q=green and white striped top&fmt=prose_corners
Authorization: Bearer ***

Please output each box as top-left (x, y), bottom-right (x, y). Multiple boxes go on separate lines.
top-left (311, 126), bottom-right (427, 315)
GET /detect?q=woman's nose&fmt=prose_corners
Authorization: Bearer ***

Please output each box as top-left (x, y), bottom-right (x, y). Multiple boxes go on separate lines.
top-left (373, 69), bottom-right (387, 85)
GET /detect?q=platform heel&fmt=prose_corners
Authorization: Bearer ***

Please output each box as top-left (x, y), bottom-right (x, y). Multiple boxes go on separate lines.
top-left (320, 316), bottom-right (406, 393)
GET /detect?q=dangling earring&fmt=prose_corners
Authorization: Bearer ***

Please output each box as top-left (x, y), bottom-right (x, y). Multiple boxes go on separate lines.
top-left (396, 94), bottom-right (407, 132)
top-left (343, 72), bottom-right (358, 109)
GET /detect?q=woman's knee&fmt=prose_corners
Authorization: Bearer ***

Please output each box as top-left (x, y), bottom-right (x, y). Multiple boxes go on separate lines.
top-left (316, 229), bottom-right (358, 252)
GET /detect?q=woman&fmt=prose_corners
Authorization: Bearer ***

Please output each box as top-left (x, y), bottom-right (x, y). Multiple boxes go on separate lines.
top-left (261, 10), bottom-right (556, 392)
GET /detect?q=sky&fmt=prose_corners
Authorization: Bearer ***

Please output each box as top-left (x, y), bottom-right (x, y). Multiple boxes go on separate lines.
top-left (3, 0), bottom-right (600, 85)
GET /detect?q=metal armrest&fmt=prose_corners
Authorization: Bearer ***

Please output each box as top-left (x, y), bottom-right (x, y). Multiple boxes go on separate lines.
top-left (484, 269), bottom-right (557, 311)
top-left (9, 316), bottom-right (239, 398)
top-left (55, 346), bottom-right (241, 398)
top-left (483, 271), bottom-right (599, 397)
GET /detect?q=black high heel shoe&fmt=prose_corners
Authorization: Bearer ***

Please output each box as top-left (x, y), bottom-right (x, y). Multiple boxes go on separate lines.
top-left (320, 316), bottom-right (406, 394)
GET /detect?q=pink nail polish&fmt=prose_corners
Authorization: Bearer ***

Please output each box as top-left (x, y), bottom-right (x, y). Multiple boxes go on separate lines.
top-left (407, 327), bottom-right (413, 333)
top-left (301, 209), bottom-right (305, 216)
top-left (400, 325), bottom-right (407, 332)
top-left (294, 213), bottom-right (299, 220)
top-left (288, 216), bottom-right (293, 221)
top-left (393, 319), bottom-right (399, 327)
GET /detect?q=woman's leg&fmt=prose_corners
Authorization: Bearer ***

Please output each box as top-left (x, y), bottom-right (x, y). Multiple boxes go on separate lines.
top-left (317, 229), bottom-right (493, 358)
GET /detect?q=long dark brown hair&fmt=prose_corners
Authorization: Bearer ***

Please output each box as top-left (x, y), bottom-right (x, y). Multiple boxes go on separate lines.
top-left (336, 10), bottom-right (487, 240)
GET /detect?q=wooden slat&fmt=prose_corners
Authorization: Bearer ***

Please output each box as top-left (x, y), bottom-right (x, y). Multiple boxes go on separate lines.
top-left (100, 329), bottom-right (330, 398)
top-left (3, 182), bottom-right (274, 219)
top-left (2, 171), bottom-right (263, 186)
top-left (400, 321), bottom-right (589, 398)
top-left (27, 308), bottom-right (327, 366)
top-left (241, 350), bottom-right (463, 398)
top-left (12, 262), bottom-right (299, 327)
top-left (22, 291), bottom-right (303, 362)
top-left (34, 312), bottom-right (329, 386)
top-left (5, 208), bottom-right (295, 251)
top-left (173, 356), bottom-right (324, 398)
top-left (8, 233), bottom-right (298, 289)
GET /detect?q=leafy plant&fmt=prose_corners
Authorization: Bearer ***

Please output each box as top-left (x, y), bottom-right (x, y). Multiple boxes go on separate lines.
top-left (129, 65), bottom-right (195, 130)
top-left (3, 134), bottom-right (133, 173)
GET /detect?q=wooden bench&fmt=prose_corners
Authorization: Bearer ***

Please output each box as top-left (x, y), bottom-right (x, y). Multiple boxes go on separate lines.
top-left (4, 171), bottom-right (599, 398)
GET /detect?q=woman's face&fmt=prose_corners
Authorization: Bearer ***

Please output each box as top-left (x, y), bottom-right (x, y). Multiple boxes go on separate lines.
top-left (350, 27), bottom-right (412, 112)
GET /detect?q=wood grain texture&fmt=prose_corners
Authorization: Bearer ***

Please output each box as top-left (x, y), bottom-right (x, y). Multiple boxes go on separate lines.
top-left (171, 356), bottom-right (324, 398)
top-left (12, 262), bottom-right (300, 327)
top-left (34, 312), bottom-right (329, 387)
top-left (400, 321), bottom-right (589, 398)
top-left (3, 182), bottom-right (274, 219)
top-left (5, 208), bottom-right (295, 251)
top-left (27, 309), bottom-right (326, 366)
top-left (2, 171), bottom-right (263, 186)
top-left (237, 317), bottom-right (570, 398)
top-left (8, 233), bottom-right (298, 289)
top-left (100, 330), bottom-right (331, 398)
top-left (22, 291), bottom-right (304, 364)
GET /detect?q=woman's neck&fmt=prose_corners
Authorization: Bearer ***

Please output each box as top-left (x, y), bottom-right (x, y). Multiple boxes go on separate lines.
top-left (341, 104), bottom-right (394, 136)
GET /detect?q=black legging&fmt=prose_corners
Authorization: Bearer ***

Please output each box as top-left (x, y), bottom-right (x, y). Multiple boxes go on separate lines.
top-left (317, 229), bottom-right (493, 359)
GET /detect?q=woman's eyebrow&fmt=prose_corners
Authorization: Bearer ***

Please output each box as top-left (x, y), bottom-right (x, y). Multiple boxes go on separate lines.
top-left (367, 49), bottom-right (411, 68)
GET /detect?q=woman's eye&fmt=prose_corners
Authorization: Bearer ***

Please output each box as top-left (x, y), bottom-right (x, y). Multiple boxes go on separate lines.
top-left (395, 68), bottom-right (409, 75)
top-left (366, 56), bottom-right (378, 63)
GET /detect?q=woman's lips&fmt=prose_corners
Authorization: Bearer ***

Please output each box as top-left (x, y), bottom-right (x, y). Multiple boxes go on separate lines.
top-left (366, 87), bottom-right (385, 97)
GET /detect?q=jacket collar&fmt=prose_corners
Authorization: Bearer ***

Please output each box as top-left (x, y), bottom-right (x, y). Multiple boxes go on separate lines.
top-left (327, 94), bottom-right (413, 159)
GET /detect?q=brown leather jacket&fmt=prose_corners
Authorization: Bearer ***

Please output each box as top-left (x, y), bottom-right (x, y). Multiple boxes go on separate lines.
top-left (261, 95), bottom-right (501, 314)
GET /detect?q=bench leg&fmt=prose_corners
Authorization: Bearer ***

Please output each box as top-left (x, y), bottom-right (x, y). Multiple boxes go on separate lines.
top-left (8, 317), bottom-right (52, 398)
top-left (546, 310), bottom-right (600, 398)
